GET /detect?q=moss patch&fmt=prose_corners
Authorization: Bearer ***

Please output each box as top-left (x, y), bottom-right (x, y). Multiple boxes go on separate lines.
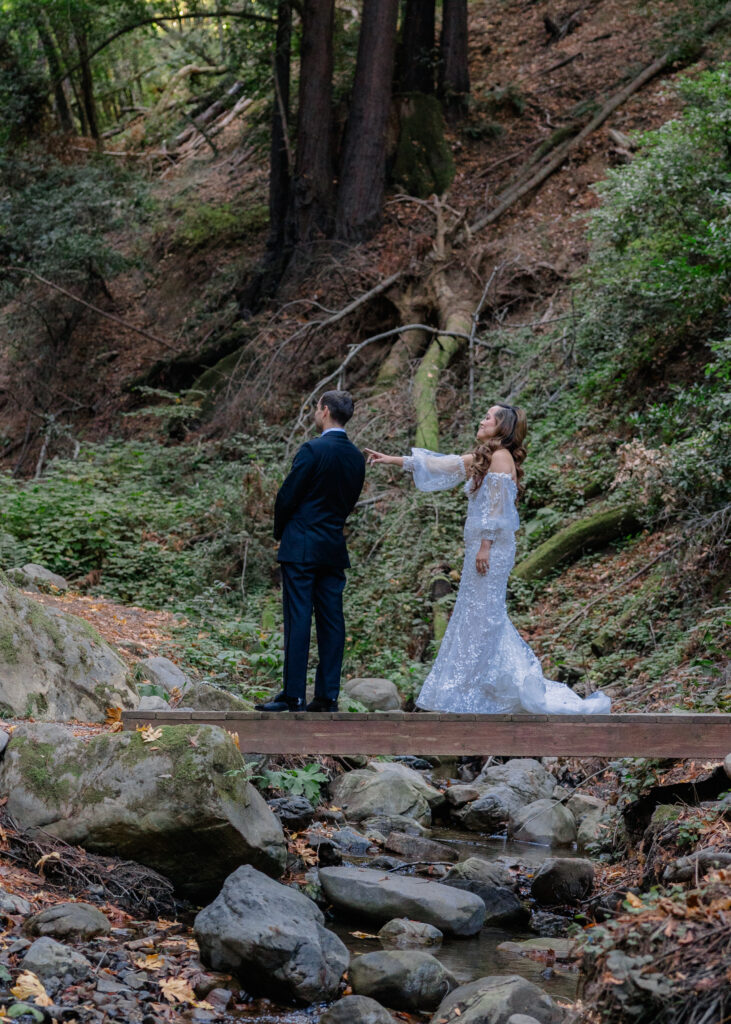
top-left (392, 92), bottom-right (455, 198)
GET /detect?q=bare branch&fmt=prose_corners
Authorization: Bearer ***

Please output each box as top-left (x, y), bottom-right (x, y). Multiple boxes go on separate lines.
top-left (4, 268), bottom-right (178, 352)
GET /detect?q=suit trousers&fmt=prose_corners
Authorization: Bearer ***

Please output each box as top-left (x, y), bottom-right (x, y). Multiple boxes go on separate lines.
top-left (280, 562), bottom-right (347, 702)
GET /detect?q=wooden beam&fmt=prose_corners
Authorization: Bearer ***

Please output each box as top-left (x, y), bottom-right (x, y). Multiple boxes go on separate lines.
top-left (121, 711), bottom-right (731, 759)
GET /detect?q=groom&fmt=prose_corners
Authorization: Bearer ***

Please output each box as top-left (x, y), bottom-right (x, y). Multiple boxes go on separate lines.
top-left (256, 390), bottom-right (366, 712)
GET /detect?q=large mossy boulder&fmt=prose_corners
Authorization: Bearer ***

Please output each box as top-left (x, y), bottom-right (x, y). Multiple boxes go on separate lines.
top-left (194, 865), bottom-right (348, 1005)
top-left (0, 582), bottom-right (137, 721)
top-left (0, 723), bottom-right (286, 899)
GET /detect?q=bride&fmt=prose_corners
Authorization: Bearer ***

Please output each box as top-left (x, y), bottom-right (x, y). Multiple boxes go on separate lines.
top-left (365, 403), bottom-right (611, 715)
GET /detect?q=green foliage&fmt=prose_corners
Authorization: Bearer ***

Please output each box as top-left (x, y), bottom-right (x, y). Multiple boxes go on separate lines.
top-left (0, 436), bottom-right (278, 608)
top-left (577, 66), bottom-right (731, 393)
top-left (0, 153), bottom-right (149, 290)
top-left (259, 763), bottom-right (329, 804)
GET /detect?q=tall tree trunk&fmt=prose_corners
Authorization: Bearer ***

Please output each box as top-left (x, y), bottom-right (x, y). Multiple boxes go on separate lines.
top-left (398, 0), bottom-right (436, 94)
top-left (35, 13), bottom-right (74, 131)
top-left (439, 0), bottom-right (470, 119)
top-left (292, 0), bottom-right (335, 244)
top-left (335, 0), bottom-right (399, 241)
top-left (268, 1), bottom-right (292, 253)
top-left (72, 15), bottom-right (99, 139)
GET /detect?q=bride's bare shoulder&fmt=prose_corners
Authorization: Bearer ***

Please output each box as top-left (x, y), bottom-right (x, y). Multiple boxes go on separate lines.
top-left (490, 448), bottom-right (516, 476)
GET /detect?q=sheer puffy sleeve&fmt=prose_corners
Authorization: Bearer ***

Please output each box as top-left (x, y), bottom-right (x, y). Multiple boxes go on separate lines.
top-left (402, 448), bottom-right (467, 492)
top-left (474, 474), bottom-right (520, 540)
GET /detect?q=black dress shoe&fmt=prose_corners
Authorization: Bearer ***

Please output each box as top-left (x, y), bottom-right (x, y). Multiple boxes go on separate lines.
top-left (255, 696), bottom-right (306, 712)
top-left (306, 696), bottom-right (339, 712)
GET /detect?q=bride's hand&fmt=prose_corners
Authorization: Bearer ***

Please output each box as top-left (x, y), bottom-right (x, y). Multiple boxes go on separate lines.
top-left (365, 448), bottom-right (399, 466)
top-left (476, 540), bottom-right (491, 575)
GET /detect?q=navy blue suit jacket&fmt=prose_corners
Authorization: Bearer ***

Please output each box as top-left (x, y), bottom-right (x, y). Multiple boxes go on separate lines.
top-left (274, 431), bottom-right (366, 568)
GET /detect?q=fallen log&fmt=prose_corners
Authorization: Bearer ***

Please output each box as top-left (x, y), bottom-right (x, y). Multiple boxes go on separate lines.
top-left (512, 505), bottom-right (641, 582)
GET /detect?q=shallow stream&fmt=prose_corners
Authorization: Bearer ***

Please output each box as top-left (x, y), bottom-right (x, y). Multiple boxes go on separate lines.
top-left (227, 827), bottom-right (582, 1022)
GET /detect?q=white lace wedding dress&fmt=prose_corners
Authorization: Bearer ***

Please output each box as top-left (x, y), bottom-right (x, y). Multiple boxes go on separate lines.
top-left (402, 449), bottom-right (611, 715)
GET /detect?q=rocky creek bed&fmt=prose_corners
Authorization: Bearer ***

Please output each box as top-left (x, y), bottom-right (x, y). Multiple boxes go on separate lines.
top-left (0, 708), bottom-right (727, 1024)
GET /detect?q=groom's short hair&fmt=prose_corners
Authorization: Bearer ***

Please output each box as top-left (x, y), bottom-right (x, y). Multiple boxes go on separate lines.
top-left (320, 390), bottom-right (354, 425)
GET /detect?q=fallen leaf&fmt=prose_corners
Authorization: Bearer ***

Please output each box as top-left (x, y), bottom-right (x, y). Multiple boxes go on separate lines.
top-left (160, 976), bottom-right (197, 1004)
top-left (34, 852), bottom-right (61, 876)
top-left (105, 707), bottom-right (122, 725)
top-left (349, 931), bottom-right (379, 940)
top-left (624, 892), bottom-right (643, 908)
top-left (11, 971), bottom-right (53, 1007)
top-left (134, 953), bottom-right (163, 971)
top-left (226, 730), bottom-right (240, 750)
top-left (138, 725), bottom-right (163, 743)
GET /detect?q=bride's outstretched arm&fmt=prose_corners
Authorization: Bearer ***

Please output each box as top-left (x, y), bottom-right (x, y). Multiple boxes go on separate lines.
top-left (364, 449), bottom-right (404, 467)
top-left (367, 447), bottom-right (468, 491)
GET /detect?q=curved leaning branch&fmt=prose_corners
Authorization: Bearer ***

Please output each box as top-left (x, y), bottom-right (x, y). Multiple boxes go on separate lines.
top-left (54, 10), bottom-right (275, 83)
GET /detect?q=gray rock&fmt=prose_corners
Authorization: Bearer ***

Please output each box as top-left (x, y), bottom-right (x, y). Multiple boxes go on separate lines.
top-left (304, 832), bottom-right (343, 866)
top-left (183, 684), bottom-right (252, 711)
top-left (378, 918), bottom-right (442, 949)
top-left (15, 564), bottom-right (69, 592)
top-left (442, 880), bottom-right (528, 928)
top-left (530, 858), bottom-right (594, 906)
top-left (724, 753), bottom-right (731, 781)
top-left (444, 857), bottom-right (514, 890)
top-left (25, 902), bottom-right (111, 940)
top-left (331, 764), bottom-right (444, 826)
top-left (0, 729), bottom-right (9, 756)
top-left (0, 723), bottom-right (285, 899)
top-left (268, 796), bottom-right (316, 830)
top-left (565, 793), bottom-right (605, 823)
top-left (430, 975), bottom-right (563, 1024)
top-left (331, 826), bottom-right (376, 855)
top-left (497, 938), bottom-right (576, 962)
top-left (509, 800), bottom-right (577, 846)
top-left (23, 936), bottom-right (92, 984)
top-left (362, 816), bottom-right (431, 837)
top-left (476, 760), bottom-right (555, 801)
top-left (351, 951), bottom-right (456, 1011)
top-left (319, 866), bottom-right (486, 936)
top-left (0, 888), bottom-right (31, 916)
top-left (137, 656), bottom-right (189, 694)
top-left (194, 865), bottom-right (348, 1005)
top-left (321, 994), bottom-right (395, 1024)
top-left (343, 678), bottom-right (402, 711)
top-left (446, 784), bottom-right (485, 808)
top-left (0, 583), bottom-right (136, 722)
top-left (455, 785), bottom-right (526, 832)
top-left (508, 1017), bottom-right (544, 1024)
top-left (137, 695), bottom-right (169, 712)
top-left (576, 809), bottom-right (606, 851)
top-left (384, 832), bottom-right (458, 863)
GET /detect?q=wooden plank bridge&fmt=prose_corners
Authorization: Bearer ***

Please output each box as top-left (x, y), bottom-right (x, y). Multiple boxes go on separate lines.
top-left (121, 711), bottom-right (731, 758)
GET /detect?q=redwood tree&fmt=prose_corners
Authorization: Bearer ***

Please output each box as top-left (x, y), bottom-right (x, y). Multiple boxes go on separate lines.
top-left (398, 0), bottom-right (436, 94)
top-left (267, 0), bottom-right (292, 253)
top-left (439, 0), bottom-right (470, 119)
top-left (291, 0), bottom-right (335, 244)
top-left (335, 0), bottom-right (399, 241)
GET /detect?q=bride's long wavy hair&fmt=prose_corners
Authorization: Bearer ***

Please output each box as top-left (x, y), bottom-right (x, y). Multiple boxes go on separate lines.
top-left (469, 403), bottom-right (528, 499)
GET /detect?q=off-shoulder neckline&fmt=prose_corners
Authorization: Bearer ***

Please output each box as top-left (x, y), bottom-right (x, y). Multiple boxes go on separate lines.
top-left (487, 471), bottom-right (517, 484)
